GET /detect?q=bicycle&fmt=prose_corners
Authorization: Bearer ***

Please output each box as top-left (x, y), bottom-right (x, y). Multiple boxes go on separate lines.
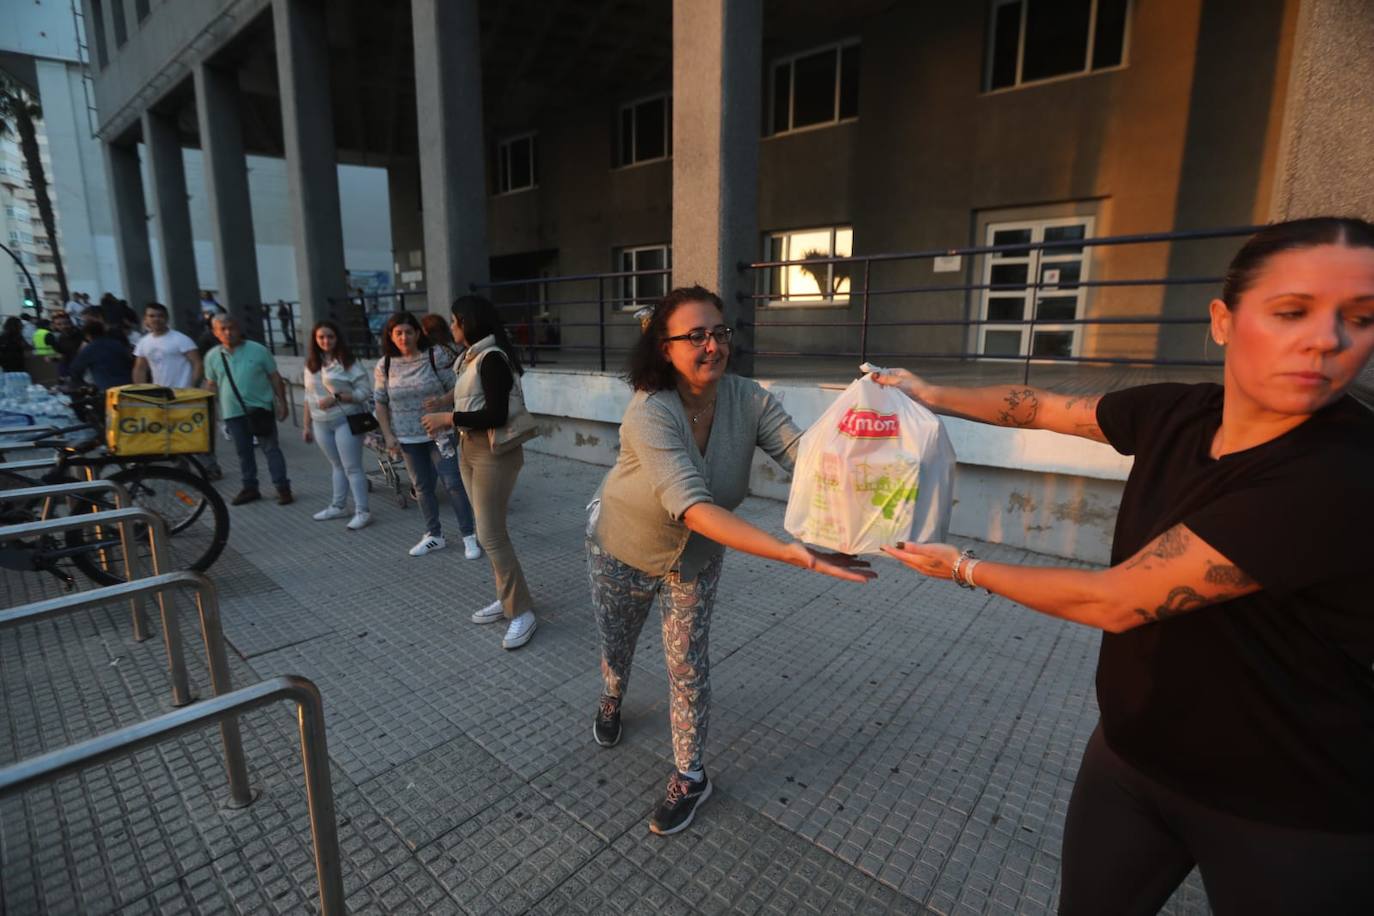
top-left (0, 421), bottom-right (230, 588)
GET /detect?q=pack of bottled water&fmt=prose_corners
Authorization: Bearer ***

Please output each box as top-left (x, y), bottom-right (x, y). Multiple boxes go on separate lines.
top-left (0, 371), bottom-right (78, 427)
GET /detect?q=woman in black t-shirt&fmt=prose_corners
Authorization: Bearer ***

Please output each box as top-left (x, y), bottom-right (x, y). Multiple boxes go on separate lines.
top-left (874, 217), bottom-right (1374, 914)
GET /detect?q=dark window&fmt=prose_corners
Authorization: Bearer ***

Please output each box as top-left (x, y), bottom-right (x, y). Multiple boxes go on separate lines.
top-left (1035, 297), bottom-right (1078, 321)
top-left (1022, 0), bottom-right (1091, 83)
top-left (619, 107), bottom-right (634, 165)
top-left (986, 0), bottom-right (1130, 90)
top-left (618, 246), bottom-right (671, 308)
top-left (135, 0), bottom-right (150, 22)
top-left (1031, 331), bottom-right (1074, 358)
top-left (769, 41), bottom-right (860, 134)
top-left (88, 0), bottom-right (109, 68)
top-left (838, 44), bottom-right (861, 119)
top-left (1092, 0), bottom-right (1129, 69)
top-left (110, 0), bottom-right (128, 47)
top-left (792, 48), bottom-right (838, 128)
top-left (618, 96), bottom-right (669, 166)
top-left (496, 134), bottom-right (537, 194)
top-left (771, 63), bottom-right (791, 134)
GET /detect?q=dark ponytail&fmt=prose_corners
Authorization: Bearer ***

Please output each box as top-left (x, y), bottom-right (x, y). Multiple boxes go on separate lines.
top-left (1222, 217), bottom-right (1374, 308)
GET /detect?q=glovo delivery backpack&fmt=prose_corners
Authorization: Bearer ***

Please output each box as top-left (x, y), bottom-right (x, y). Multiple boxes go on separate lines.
top-left (106, 385), bottom-right (213, 456)
top-left (784, 373), bottom-right (955, 555)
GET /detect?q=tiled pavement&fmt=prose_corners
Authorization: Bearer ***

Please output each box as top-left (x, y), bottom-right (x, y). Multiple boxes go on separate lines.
top-left (1, 430), bottom-right (1211, 914)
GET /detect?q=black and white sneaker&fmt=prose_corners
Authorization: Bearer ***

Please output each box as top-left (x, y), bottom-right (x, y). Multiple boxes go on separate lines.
top-left (648, 771), bottom-right (712, 836)
top-left (593, 695), bottom-right (622, 747)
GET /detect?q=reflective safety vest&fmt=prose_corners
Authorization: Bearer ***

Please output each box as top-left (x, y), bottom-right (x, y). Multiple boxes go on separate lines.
top-left (32, 327), bottom-right (55, 356)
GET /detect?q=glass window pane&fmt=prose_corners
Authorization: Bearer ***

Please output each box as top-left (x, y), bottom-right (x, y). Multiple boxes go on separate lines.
top-left (987, 298), bottom-right (1024, 321)
top-left (991, 227), bottom-right (1032, 256)
top-left (1031, 330), bottom-right (1074, 358)
top-left (1022, 0), bottom-right (1091, 83)
top-left (838, 45), bottom-right (860, 119)
top-left (619, 108), bottom-right (633, 165)
top-left (772, 63), bottom-right (791, 133)
top-left (498, 145), bottom-right (509, 192)
top-left (792, 48), bottom-right (838, 127)
top-left (1035, 296), bottom-right (1078, 321)
top-left (621, 251), bottom-right (634, 274)
top-left (638, 247), bottom-right (665, 272)
top-left (984, 330), bottom-right (1023, 355)
top-left (641, 272), bottom-right (667, 302)
top-left (1043, 223), bottom-right (1086, 253)
top-left (1092, 0), bottom-right (1129, 69)
top-left (635, 98), bottom-right (666, 161)
top-left (1041, 261), bottom-right (1082, 289)
top-left (509, 138), bottom-right (532, 189)
top-left (990, 263), bottom-right (1029, 288)
top-left (834, 228), bottom-right (853, 258)
top-left (989, 1), bottom-right (1022, 89)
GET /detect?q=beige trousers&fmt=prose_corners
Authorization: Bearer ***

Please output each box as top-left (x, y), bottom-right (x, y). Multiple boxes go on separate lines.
top-left (459, 435), bottom-right (533, 618)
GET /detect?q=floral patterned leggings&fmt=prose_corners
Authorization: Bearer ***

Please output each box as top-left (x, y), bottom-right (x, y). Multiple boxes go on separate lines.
top-left (586, 540), bottom-right (723, 774)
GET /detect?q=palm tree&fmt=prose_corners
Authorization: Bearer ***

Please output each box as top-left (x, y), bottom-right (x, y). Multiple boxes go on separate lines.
top-left (0, 70), bottom-right (69, 305)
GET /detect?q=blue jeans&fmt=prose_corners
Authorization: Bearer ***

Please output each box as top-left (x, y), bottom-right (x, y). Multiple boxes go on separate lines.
top-left (399, 438), bottom-right (474, 538)
top-left (224, 414), bottom-right (289, 491)
top-left (313, 415), bottom-right (368, 513)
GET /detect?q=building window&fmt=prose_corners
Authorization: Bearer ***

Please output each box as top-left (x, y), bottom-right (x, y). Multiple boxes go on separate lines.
top-left (496, 133), bottom-right (537, 194)
top-left (770, 40), bottom-right (860, 135)
top-left (135, 0), bottom-right (150, 23)
top-left (617, 95), bottom-right (670, 167)
top-left (617, 245), bottom-right (671, 308)
top-left (763, 226), bottom-right (853, 306)
top-left (985, 0), bottom-right (1129, 91)
top-left (110, 0), bottom-right (128, 47)
top-left (979, 216), bottom-right (1094, 358)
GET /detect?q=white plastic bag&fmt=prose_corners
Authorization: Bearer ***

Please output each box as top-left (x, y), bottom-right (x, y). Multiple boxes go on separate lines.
top-left (784, 373), bottom-right (955, 554)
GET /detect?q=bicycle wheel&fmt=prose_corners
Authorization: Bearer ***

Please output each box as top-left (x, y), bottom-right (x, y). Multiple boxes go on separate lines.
top-left (69, 465), bottom-right (230, 585)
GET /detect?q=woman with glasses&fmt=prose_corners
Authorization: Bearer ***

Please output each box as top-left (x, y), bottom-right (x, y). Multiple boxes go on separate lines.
top-left (582, 285), bottom-right (875, 836)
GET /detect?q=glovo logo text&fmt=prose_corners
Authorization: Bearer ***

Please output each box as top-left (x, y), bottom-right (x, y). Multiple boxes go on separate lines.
top-left (118, 411), bottom-right (207, 436)
top-left (837, 407), bottom-right (899, 439)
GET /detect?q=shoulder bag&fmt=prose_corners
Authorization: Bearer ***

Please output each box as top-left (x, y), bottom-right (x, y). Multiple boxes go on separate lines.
top-left (481, 349), bottom-right (540, 455)
top-left (219, 350), bottom-right (276, 438)
top-left (319, 365), bottom-right (379, 436)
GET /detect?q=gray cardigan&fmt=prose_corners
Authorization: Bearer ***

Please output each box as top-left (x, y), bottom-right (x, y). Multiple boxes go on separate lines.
top-left (592, 374), bottom-right (803, 579)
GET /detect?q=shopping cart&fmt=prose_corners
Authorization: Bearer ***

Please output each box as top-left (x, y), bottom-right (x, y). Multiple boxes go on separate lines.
top-left (362, 431), bottom-right (411, 508)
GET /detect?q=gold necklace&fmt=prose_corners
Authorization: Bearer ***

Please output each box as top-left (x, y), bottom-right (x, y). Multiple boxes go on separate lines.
top-left (689, 399), bottom-right (716, 425)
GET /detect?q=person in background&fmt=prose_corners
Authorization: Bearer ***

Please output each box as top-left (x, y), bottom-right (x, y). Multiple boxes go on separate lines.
top-left (276, 300), bottom-right (295, 348)
top-left (0, 316), bottom-right (28, 372)
top-left (48, 309), bottom-right (83, 378)
top-left (31, 315), bottom-right (55, 358)
top-left (420, 313), bottom-right (463, 363)
top-left (64, 292), bottom-right (84, 327)
top-left (133, 302), bottom-right (202, 388)
top-left (878, 217), bottom-right (1374, 914)
top-left (200, 290), bottom-right (224, 320)
top-left (302, 320), bottom-right (371, 530)
top-left (373, 311), bottom-right (480, 559)
top-left (66, 314), bottom-right (133, 392)
top-left (202, 315), bottom-right (292, 506)
top-left (422, 296), bottom-right (548, 650)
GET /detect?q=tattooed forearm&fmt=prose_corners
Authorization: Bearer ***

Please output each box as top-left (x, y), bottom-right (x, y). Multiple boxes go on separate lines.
top-left (997, 388), bottom-right (1040, 427)
top-left (1123, 526), bottom-right (1191, 570)
top-left (1134, 586), bottom-right (1207, 624)
top-left (1204, 562), bottom-right (1256, 589)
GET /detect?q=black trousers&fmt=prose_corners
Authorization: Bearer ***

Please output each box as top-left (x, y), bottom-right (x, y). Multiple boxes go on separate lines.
top-left (1060, 726), bottom-right (1374, 916)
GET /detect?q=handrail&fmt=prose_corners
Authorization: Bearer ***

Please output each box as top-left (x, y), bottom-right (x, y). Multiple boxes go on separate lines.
top-left (0, 457), bottom-right (61, 473)
top-left (0, 508), bottom-right (188, 705)
top-left (0, 570), bottom-right (253, 808)
top-left (0, 675), bottom-right (343, 914)
top-left (0, 480), bottom-right (150, 641)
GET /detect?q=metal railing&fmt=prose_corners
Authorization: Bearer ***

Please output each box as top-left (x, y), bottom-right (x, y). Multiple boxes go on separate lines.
top-left (737, 224), bottom-right (1262, 383)
top-left (256, 300), bottom-right (302, 357)
top-left (0, 569), bottom-right (253, 808)
top-left (0, 675), bottom-right (343, 914)
top-left (0, 481), bottom-right (152, 640)
top-left (0, 507), bottom-right (191, 703)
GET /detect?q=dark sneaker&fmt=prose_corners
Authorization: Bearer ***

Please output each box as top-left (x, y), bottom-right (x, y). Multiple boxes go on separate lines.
top-left (648, 771), bottom-right (712, 836)
top-left (593, 695), bottom-right (622, 747)
top-left (276, 486), bottom-right (294, 506)
top-left (230, 487), bottom-right (261, 506)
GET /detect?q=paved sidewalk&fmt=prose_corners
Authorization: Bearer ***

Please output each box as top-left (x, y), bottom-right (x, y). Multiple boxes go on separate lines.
top-left (1, 431), bottom-right (1210, 914)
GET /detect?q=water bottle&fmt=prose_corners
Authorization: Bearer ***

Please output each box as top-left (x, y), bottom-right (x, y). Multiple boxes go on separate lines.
top-left (435, 434), bottom-right (456, 460)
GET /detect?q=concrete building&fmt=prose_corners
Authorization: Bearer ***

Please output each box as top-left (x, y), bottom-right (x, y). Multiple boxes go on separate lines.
top-left (0, 0), bottom-right (391, 329)
top-left (69, 0), bottom-right (1374, 559)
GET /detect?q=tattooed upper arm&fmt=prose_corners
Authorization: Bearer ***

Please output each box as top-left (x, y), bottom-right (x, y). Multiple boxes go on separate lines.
top-left (1029, 391), bottom-right (1108, 443)
top-left (1105, 524), bottom-right (1262, 630)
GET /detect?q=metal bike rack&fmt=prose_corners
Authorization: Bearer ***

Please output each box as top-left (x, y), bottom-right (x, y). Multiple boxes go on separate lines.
top-left (0, 480), bottom-right (151, 641)
top-left (0, 508), bottom-right (191, 706)
top-left (0, 675), bottom-right (344, 915)
top-left (0, 570), bottom-right (254, 808)
top-left (0, 456), bottom-right (61, 474)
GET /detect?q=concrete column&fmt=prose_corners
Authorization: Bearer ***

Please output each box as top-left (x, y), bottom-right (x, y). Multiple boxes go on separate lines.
top-left (141, 108), bottom-right (200, 332)
top-left (1269, 0), bottom-right (1374, 399)
top-left (102, 139), bottom-right (156, 309)
top-left (411, 0), bottom-right (489, 314)
top-left (671, 0), bottom-right (762, 376)
top-left (273, 0), bottom-right (348, 328)
top-left (193, 62), bottom-right (262, 335)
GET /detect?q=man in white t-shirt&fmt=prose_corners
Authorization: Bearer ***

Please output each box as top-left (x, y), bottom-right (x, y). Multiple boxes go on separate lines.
top-left (133, 302), bottom-right (202, 388)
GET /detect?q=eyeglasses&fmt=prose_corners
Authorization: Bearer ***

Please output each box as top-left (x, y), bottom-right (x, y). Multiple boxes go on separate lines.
top-left (662, 327), bottom-right (734, 348)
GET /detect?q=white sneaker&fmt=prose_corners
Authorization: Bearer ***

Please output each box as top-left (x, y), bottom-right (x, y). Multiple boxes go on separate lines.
top-left (462, 534), bottom-right (482, 560)
top-left (313, 506), bottom-right (348, 521)
top-left (502, 611), bottom-right (537, 649)
top-left (347, 512), bottom-right (371, 530)
top-left (470, 600), bottom-right (504, 624)
top-left (409, 534), bottom-right (446, 557)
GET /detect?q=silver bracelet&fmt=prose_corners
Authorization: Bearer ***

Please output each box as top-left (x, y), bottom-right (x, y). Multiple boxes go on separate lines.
top-left (963, 558), bottom-right (982, 590)
top-left (952, 548), bottom-right (977, 589)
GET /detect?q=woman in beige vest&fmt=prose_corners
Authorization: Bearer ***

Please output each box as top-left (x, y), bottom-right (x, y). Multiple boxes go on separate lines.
top-left (422, 295), bottom-right (538, 649)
